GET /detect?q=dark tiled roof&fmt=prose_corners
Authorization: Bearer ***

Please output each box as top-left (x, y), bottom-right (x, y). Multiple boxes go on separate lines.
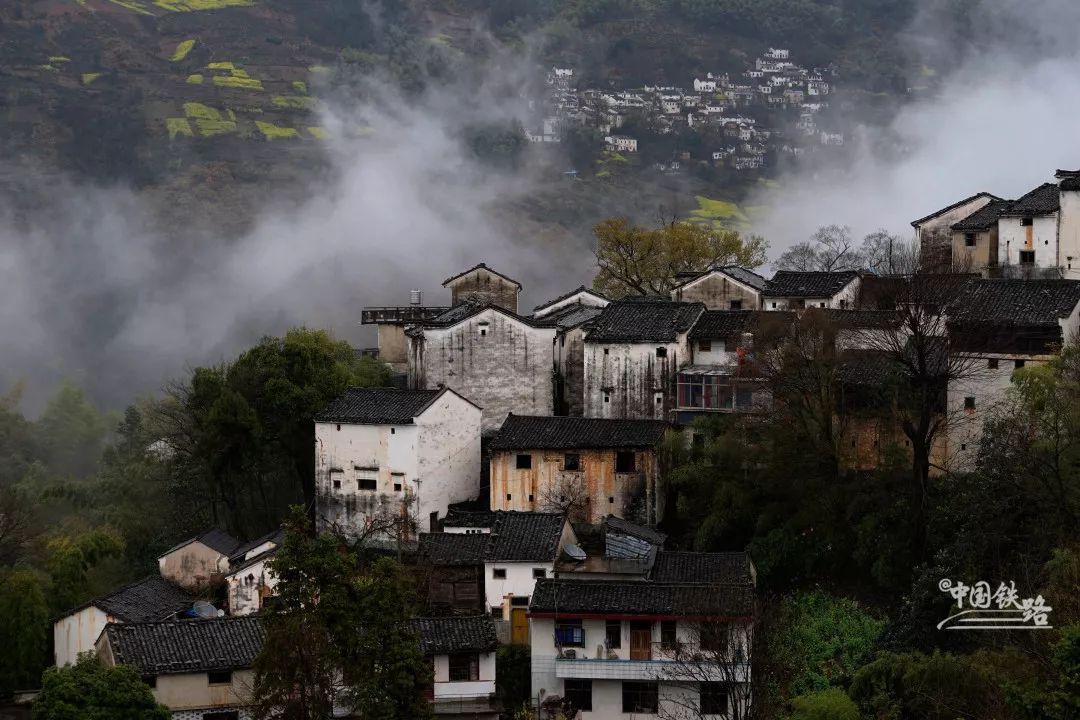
top-left (949, 279), bottom-right (1080, 327)
top-left (533, 304), bottom-right (605, 329)
top-left (688, 310), bottom-right (755, 340)
top-left (229, 529), bottom-right (284, 565)
top-left (764, 271), bottom-right (859, 298)
top-left (837, 350), bottom-right (903, 386)
top-left (442, 263), bottom-right (521, 289)
top-left (818, 309), bottom-right (900, 329)
top-left (910, 192), bottom-right (1001, 227)
top-left (408, 616), bottom-right (499, 655)
top-left (418, 532), bottom-right (489, 565)
top-left (584, 299), bottom-right (705, 343)
top-left (92, 576), bottom-right (194, 624)
top-left (489, 415), bottom-right (669, 450)
top-left (487, 512), bottom-right (565, 562)
top-left (604, 515), bottom-right (667, 546)
top-left (161, 528), bottom-right (241, 558)
top-left (533, 286), bottom-right (609, 313)
top-left (951, 199), bottom-right (1013, 231)
top-left (673, 266), bottom-right (770, 292)
top-left (1000, 183), bottom-right (1060, 217)
top-left (443, 509), bottom-right (499, 529)
top-left (530, 579), bottom-right (755, 617)
top-left (104, 617), bottom-right (264, 675)
top-left (419, 301), bottom-right (551, 330)
top-left (651, 552), bottom-right (754, 584)
top-left (314, 388), bottom-right (442, 424)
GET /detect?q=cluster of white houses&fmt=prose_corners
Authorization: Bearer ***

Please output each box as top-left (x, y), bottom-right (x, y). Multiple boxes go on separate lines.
top-left (50, 166), bottom-right (1080, 720)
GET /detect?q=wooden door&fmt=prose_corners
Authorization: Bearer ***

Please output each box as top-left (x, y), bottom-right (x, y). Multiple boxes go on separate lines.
top-left (630, 621), bottom-right (652, 660)
top-left (511, 608), bottom-right (529, 645)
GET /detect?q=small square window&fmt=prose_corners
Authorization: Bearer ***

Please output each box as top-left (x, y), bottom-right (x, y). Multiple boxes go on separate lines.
top-left (564, 453), bottom-right (581, 471)
top-left (533, 568), bottom-right (546, 579)
top-left (616, 451), bottom-right (636, 473)
top-left (528, 494), bottom-right (534, 502)
top-left (207, 670), bottom-right (232, 685)
top-left (390, 427), bottom-right (395, 434)
top-left (819, 302), bottom-right (826, 308)
top-left (604, 394), bottom-right (610, 403)
top-left (609, 496), bottom-right (614, 503)
top-left (1021, 217), bottom-right (1034, 226)
top-left (448, 653), bottom-right (480, 682)
top-left (604, 348), bottom-right (609, 355)
top-left (493, 568), bottom-right (507, 579)
top-left (964, 232), bottom-right (976, 247)
top-left (143, 675), bottom-right (157, 689)
top-left (988, 358), bottom-right (998, 369)
top-left (393, 483), bottom-right (402, 492)
top-left (1020, 250), bottom-right (1035, 265)
top-left (506, 493), bottom-right (512, 501)
top-left (1015, 359), bottom-right (1026, 369)
top-left (964, 396), bottom-right (975, 410)
top-left (332, 479), bottom-right (341, 489)
top-left (336, 424), bottom-right (341, 431)
top-left (660, 621), bottom-right (677, 650)
top-left (656, 347), bottom-right (667, 358)
top-left (771, 302), bottom-right (777, 308)
top-left (699, 340), bottom-right (712, 352)
top-left (655, 394), bottom-right (663, 404)
top-left (729, 300), bottom-right (742, 310)
top-left (961, 443), bottom-right (967, 451)
top-left (700, 683), bottom-right (729, 715)
top-left (564, 679), bottom-right (593, 713)
top-left (491, 607), bottom-right (502, 617)
top-left (555, 619), bottom-right (584, 647)
top-left (516, 454), bottom-right (532, 470)
top-left (622, 682), bottom-right (658, 714)
top-left (358, 478), bottom-right (377, 491)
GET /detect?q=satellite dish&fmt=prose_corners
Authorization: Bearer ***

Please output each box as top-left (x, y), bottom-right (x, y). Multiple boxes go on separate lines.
top-left (563, 543), bottom-right (587, 561)
top-left (193, 601), bottom-right (219, 619)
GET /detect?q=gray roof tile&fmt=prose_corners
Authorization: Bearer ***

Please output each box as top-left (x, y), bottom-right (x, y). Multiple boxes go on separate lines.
top-left (408, 616), bottom-right (499, 655)
top-left (764, 271), bottom-right (859, 298)
top-left (489, 415), bottom-right (669, 451)
top-left (315, 388), bottom-right (442, 424)
top-left (651, 552), bottom-right (754, 584)
top-left (91, 576), bottom-right (194, 624)
top-left (529, 579), bottom-right (754, 616)
top-left (104, 617), bottom-right (264, 675)
top-left (1000, 183), bottom-right (1060, 217)
top-left (585, 299), bottom-right (704, 343)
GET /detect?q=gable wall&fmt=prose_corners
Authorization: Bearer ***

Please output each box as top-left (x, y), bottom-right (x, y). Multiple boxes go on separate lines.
top-left (447, 269), bottom-right (520, 313)
top-left (672, 274), bottom-right (761, 310)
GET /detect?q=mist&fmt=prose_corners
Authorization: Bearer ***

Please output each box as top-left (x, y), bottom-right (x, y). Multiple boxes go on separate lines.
top-left (752, 0), bottom-right (1080, 254)
top-left (0, 56), bottom-right (589, 414)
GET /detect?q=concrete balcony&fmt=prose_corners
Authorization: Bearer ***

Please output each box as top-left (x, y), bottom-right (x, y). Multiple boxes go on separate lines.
top-left (361, 306), bottom-right (449, 325)
top-left (554, 656), bottom-right (749, 683)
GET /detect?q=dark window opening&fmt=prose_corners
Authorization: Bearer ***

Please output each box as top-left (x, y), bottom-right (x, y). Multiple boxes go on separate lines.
top-left (724, 336), bottom-right (738, 352)
top-left (622, 682), bottom-right (659, 714)
top-left (528, 494), bottom-right (534, 502)
top-left (1020, 250), bottom-right (1035, 265)
top-left (700, 683), bottom-right (729, 715)
top-left (448, 653), bottom-right (480, 682)
top-left (533, 568), bottom-right (546, 579)
top-left (336, 424), bottom-right (341, 431)
top-left (142, 675), bottom-right (157, 689)
top-left (988, 358), bottom-right (998, 369)
top-left (964, 396), bottom-right (976, 410)
top-left (660, 621), bottom-right (677, 650)
top-left (699, 340), bottom-right (712, 352)
top-left (604, 348), bottom-right (609, 355)
top-left (358, 478), bottom-right (377, 491)
top-left (332, 479), bottom-right (341, 490)
top-left (1015, 359), bottom-right (1026, 369)
top-left (700, 625), bottom-right (728, 653)
top-left (606, 620), bottom-right (622, 648)
top-left (390, 427), bottom-right (395, 434)
top-left (615, 451), bottom-right (636, 473)
top-left (493, 568), bottom-right (507, 579)
top-left (510, 596), bottom-right (530, 606)
top-left (608, 496), bottom-right (614, 503)
top-left (964, 232), bottom-right (976, 247)
top-left (961, 443), bottom-right (967, 451)
top-left (564, 679), bottom-right (593, 712)
top-left (1021, 217), bottom-right (1034, 226)
top-left (604, 394), bottom-right (610, 403)
top-left (555, 619), bottom-right (584, 647)
top-left (656, 347), bottom-right (667, 358)
top-left (564, 453), bottom-right (581, 471)
top-left (506, 493), bottom-right (512, 501)
top-left (394, 483), bottom-right (402, 492)
top-left (516, 454), bottom-right (532, 470)
top-left (491, 607), bottom-right (502, 617)
top-left (207, 670), bottom-right (232, 685)
top-left (729, 300), bottom-right (742, 310)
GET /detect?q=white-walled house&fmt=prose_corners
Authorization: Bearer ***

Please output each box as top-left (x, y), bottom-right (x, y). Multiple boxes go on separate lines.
top-left (761, 270), bottom-right (860, 311)
top-left (604, 135), bottom-right (638, 153)
top-left (408, 304), bottom-right (556, 432)
top-left (54, 575), bottom-right (193, 667)
top-left (529, 552), bottom-right (757, 720)
top-left (583, 299), bottom-right (705, 419)
top-left (158, 528), bottom-right (240, 592)
top-left (410, 616), bottom-right (501, 720)
top-left (224, 530), bottom-right (284, 617)
top-left (911, 191), bottom-right (1001, 271)
top-left (945, 280), bottom-right (1080, 470)
top-left (96, 617), bottom-right (262, 720)
top-left (314, 387), bottom-right (482, 542)
top-left (533, 287), bottom-right (610, 417)
top-left (670, 266), bottom-right (769, 310)
top-left (996, 183), bottom-right (1061, 275)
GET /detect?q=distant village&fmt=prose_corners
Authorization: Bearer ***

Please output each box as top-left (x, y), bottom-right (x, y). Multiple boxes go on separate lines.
top-left (526, 47), bottom-right (844, 173)
top-left (42, 167), bottom-right (1080, 720)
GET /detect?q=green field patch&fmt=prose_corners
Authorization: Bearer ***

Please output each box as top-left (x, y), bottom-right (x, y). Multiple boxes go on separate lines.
top-left (39, 64), bottom-right (58, 72)
top-left (207, 62), bottom-right (235, 70)
top-left (81, 72), bottom-right (102, 85)
top-left (214, 75), bottom-right (263, 90)
top-left (292, 80), bottom-right (307, 94)
top-left (256, 121), bottom-right (299, 140)
top-left (49, 56), bottom-right (71, 63)
top-left (187, 74), bottom-right (204, 84)
top-left (306, 127), bottom-right (328, 140)
top-left (308, 65), bottom-right (330, 74)
top-left (272, 95), bottom-right (317, 110)
top-left (103, 0), bottom-right (154, 15)
top-left (167, 118), bottom-right (194, 139)
top-left (153, 0), bottom-right (254, 10)
top-left (195, 119), bottom-right (237, 137)
top-left (171, 39), bottom-right (196, 62)
top-left (689, 195), bottom-right (750, 229)
top-left (183, 102), bottom-right (220, 120)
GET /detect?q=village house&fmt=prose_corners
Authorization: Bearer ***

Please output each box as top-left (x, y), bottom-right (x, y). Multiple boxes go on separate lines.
top-left (945, 279), bottom-right (1080, 470)
top-left (53, 575), bottom-right (194, 668)
top-left (95, 616), bottom-right (263, 720)
top-left (224, 530), bottom-right (284, 617)
top-left (762, 270), bottom-right (861, 310)
top-left (418, 531), bottom-right (489, 615)
top-left (532, 287), bottom-right (610, 416)
top-left (552, 515), bottom-right (667, 582)
top-left (407, 302), bottom-right (557, 432)
top-left (604, 135), bottom-right (638, 153)
top-left (443, 263), bottom-right (521, 313)
top-left (582, 299), bottom-right (705, 419)
top-left (409, 616), bottom-right (501, 720)
top-left (528, 552), bottom-right (757, 720)
top-left (950, 199), bottom-right (1012, 275)
top-left (487, 414), bottom-right (672, 525)
top-left (669, 265), bottom-right (769, 309)
top-left (361, 295), bottom-right (449, 375)
top-left (912, 192), bottom-right (1002, 272)
top-left (157, 528), bottom-right (241, 592)
top-left (424, 510), bottom-right (575, 643)
top-left (314, 387), bottom-right (482, 542)
top-left (996, 183), bottom-right (1062, 277)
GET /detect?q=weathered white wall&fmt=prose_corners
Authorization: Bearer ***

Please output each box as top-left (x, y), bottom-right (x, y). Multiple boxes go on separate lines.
top-left (314, 392), bottom-right (481, 539)
top-left (671, 273), bottom-right (762, 310)
top-left (158, 542), bottom-right (229, 592)
top-left (1060, 190), bottom-right (1080, 278)
top-left (410, 309), bottom-right (556, 432)
top-left (152, 670), bottom-right (255, 712)
top-left (226, 556), bottom-right (277, 616)
top-left (998, 215), bottom-right (1060, 268)
top-left (54, 606), bottom-right (109, 667)
top-left (583, 339), bottom-right (688, 419)
top-left (916, 195), bottom-right (996, 267)
top-left (431, 651), bottom-right (497, 696)
top-left (763, 280), bottom-right (859, 311)
top-left (486, 563), bottom-right (552, 618)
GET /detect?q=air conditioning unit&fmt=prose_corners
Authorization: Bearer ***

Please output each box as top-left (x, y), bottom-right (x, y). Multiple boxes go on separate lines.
top-left (560, 649), bottom-right (577, 659)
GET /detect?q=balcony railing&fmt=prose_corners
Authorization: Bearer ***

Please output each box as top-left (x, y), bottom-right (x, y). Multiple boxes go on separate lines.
top-left (360, 306), bottom-right (450, 324)
top-left (554, 656), bottom-right (749, 683)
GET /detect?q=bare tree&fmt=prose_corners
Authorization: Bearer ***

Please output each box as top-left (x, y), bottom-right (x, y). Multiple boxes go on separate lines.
top-left (861, 231), bottom-right (919, 276)
top-left (774, 225), bottom-right (862, 272)
top-left (538, 473), bottom-right (591, 522)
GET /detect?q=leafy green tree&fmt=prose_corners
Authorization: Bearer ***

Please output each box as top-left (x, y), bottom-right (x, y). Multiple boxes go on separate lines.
top-left (45, 527), bottom-right (124, 615)
top-left (789, 688), bottom-right (859, 720)
top-left (1010, 625), bottom-right (1080, 719)
top-left (35, 383), bottom-right (106, 479)
top-left (0, 568), bottom-right (49, 695)
top-left (496, 645), bottom-right (532, 715)
top-left (33, 654), bottom-right (168, 720)
top-left (592, 217), bottom-right (767, 298)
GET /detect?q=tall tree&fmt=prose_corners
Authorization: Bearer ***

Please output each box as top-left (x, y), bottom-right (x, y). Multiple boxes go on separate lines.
top-left (774, 225), bottom-right (862, 273)
top-left (592, 218), bottom-right (767, 298)
top-left (33, 654), bottom-right (169, 720)
top-left (0, 567), bottom-right (49, 695)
